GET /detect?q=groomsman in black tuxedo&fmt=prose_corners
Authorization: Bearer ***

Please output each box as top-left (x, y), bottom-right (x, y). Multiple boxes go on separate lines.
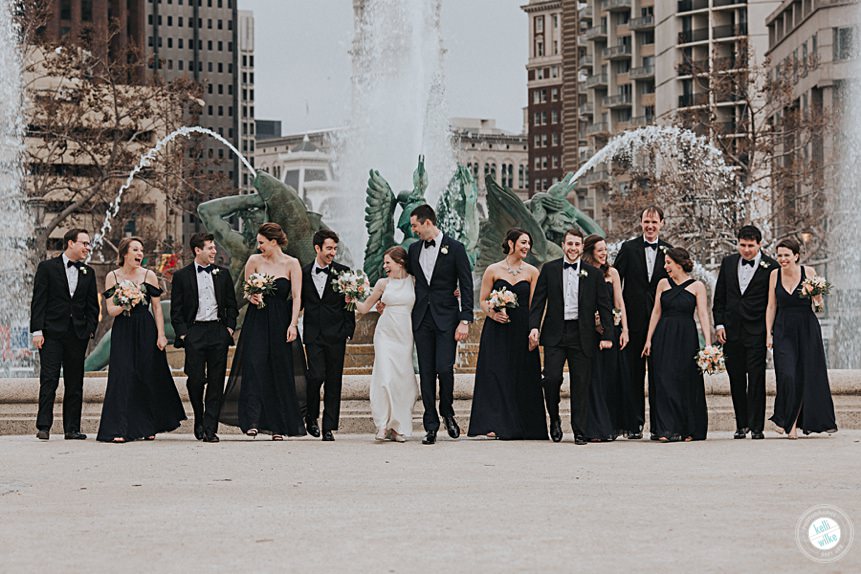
top-left (30, 228), bottom-right (100, 440)
top-left (170, 233), bottom-right (238, 443)
top-left (529, 228), bottom-right (613, 445)
top-left (713, 225), bottom-right (776, 440)
top-left (407, 205), bottom-right (474, 445)
top-left (302, 230), bottom-right (356, 442)
top-left (613, 206), bottom-right (671, 439)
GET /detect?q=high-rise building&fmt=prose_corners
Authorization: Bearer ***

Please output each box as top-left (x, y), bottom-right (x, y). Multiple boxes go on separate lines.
top-left (238, 9), bottom-right (255, 194)
top-left (522, 0), bottom-right (564, 198)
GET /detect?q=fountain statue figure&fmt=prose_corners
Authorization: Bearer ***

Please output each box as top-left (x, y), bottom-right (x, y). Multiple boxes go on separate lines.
top-left (437, 164), bottom-right (481, 266)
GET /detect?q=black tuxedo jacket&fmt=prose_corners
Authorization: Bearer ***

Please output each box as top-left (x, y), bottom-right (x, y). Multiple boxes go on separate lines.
top-left (170, 262), bottom-right (239, 348)
top-left (529, 258), bottom-right (613, 357)
top-left (712, 253), bottom-right (777, 343)
top-left (407, 235), bottom-right (474, 331)
top-left (30, 256), bottom-right (99, 339)
top-left (614, 236), bottom-right (672, 332)
top-left (301, 260), bottom-right (356, 345)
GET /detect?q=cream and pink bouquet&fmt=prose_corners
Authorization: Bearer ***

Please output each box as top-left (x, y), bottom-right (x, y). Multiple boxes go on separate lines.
top-left (800, 276), bottom-right (831, 312)
top-left (487, 287), bottom-right (519, 314)
top-left (112, 280), bottom-right (145, 316)
top-left (695, 345), bottom-right (726, 375)
top-left (332, 269), bottom-right (370, 312)
top-left (243, 273), bottom-right (276, 309)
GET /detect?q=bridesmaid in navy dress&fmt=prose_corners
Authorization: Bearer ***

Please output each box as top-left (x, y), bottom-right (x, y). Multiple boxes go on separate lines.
top-left (98, 237), bottom-right (186, 443)
top-left (580, 234), bottom-right (630, 441)
top-left (765, 238), bottom-right (837, 439)
top-left (642, 247), bottom-right (712, 442)
top-left (468, 228), bottom-right (547, 440)
top-left (220, 223), bottom-right (307, 440)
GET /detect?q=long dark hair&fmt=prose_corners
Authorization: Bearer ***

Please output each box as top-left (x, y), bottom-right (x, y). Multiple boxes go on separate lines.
top-left (581, 234), bottom-right (610, 277)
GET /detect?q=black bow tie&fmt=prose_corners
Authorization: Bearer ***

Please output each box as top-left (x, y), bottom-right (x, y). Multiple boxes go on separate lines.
top-left (741, 259), bottom-right (755, 267)
top-left (563, 261), bottom-right (578, 271)
top-left (67, 260), bottom-right (82, 269)
top-left (197, 265), bottom-right (213, 274)
top-left (423, 239), bottom-right (436, 249)
top-left (315, 266), bottom-right (330, 275)
top-left (644, 241), bottom-right (659, 250)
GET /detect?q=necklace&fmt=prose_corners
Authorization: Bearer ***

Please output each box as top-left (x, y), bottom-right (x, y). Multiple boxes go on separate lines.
top-left (504, 258), bottom-right (524, 276)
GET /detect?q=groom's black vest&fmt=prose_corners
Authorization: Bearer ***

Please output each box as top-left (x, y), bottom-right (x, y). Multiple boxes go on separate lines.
top-left (408, 235), bottom-right (474, 330)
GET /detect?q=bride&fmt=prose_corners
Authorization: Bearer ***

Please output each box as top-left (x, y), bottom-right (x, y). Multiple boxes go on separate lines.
top-left (355, 246), bottom-right (418, 442)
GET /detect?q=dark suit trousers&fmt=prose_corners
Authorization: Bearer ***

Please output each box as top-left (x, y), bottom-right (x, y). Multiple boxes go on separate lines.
top-left (543, 320), bottom-right (591, 436)
top-left (724, 337), bottom-right (767, 432)
top-left (37, 332), bottom-right (88, 433)
top-left (305, 341), bottom-right (347, 432)
top-left (414, 312), bottom-right (456, 432)
top-left (623, 329), bottom-right (648, 434)
top-left (184, 322), bottom-right (230, 433)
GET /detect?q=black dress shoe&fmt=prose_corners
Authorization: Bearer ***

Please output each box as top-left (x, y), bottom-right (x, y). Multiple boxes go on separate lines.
top-left (650, 433), bottom-right (659, 441)
top-left (422, 430), bottom-right (437, 445)
top-left (734, 428), bottom-right (748, 439)
top-left (203, 432), bottom-right (220, 443)
top-left (194, 424), bottom-right (205, 441)
top-left (322, 430), bottom-right (335, 441)
top-left (574, 435), bottom-right (588, 446)
top-left (549, 419), bottom-right (563, 443)
top-left (751, 431), bottom-right (765, 440)
top-left (443, 416), bottom-right (460, 439)
top-left (627, 432), bottom-right (643, 440)
top-left (36, 430), bottom-right (49, 440)
top-left (64, 431), bottom-right (87, 440)
top-left (306, 419), bottom-right (321, 438)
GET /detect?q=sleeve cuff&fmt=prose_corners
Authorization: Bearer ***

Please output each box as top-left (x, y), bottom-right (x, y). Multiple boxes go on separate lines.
top-left (31, 330), bottom-right (43, 337)
top-left (715, 325), bottom-right (724, 331)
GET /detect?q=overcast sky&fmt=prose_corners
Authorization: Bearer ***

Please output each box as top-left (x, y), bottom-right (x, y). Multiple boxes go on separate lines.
top-left (239, 0), bottom-right (528, 135)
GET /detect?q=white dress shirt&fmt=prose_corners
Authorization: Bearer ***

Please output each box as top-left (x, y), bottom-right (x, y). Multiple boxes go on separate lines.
top-left (737, 252), bottom-right (761, 295)
top-left (312, 262), bottom-right (329, 298)
top-left (563, 258), bottom-right (580, 321)
top-left (62, 253), bottom-right (79, 298)
top-left (644, 236), bottom-right (659, 282)
top-left (419, 230), bottom-right (444, 283)
top-left (194, 264), bottom-right (219, 322)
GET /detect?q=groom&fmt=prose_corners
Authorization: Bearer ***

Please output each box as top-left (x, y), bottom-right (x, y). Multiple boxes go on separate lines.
top-left (171, 232), bottom-right (238, 443)
top-left (30, 228), bottom-right (100, 440)
top-left (713, 225), bottom-right (776, 440)
top-left (407, 205), bottom-right (474, 445)
top-left (529, 228), bottom-right (613, 444)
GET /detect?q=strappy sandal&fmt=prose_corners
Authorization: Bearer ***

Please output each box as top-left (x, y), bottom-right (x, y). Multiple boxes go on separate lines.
top-left (145, 436), bottom-right (155, 441)
top-left (272, 434), bottom-right (284, 441)
top-left (246, 428), bottom-right (258, 438)
top-left (111, 437), bottom-right (126, 443)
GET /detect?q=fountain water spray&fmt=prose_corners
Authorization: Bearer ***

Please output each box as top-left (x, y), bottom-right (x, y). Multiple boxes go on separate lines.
top-left (89, 126), bottom-right (256, 261)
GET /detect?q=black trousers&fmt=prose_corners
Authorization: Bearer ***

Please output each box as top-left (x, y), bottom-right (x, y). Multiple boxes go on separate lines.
top-left (543, 320), bottom-right (592, 437)
top-left (724, 336), bottom-right (767, 432)
top-left (414, 312), bottom-right (457, 432)
top-left (37, 332), bottom-right (88, 433)
top-left (623, 328), bottom-right (648, 434)
top-left (305, 341), bottom-right (347, 432)
top-left (184, 322), bottom-right (231, 434)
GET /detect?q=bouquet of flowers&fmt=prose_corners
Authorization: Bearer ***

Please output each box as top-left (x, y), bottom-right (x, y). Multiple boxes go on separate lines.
top-left (243, 273), bottom-right (277, 309)
top-left (695, 345), bottom-right (726, 375)
top-left (112, 280), bottom-right (145, 316)
top-left (612, 308), bottom-right (623, 327)
top-left (487, 287), bottom-right (518, 316)
top-left (332, 269), bottom-right (371, 312)
top-left (800, 276), bottom-right (831, 312)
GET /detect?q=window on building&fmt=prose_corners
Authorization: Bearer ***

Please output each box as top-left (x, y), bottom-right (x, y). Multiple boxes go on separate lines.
top-left (550, 65), bottom-right (559, 78)
top-left (537, 41), bottom-right (544, 57)
top-left (60, 0), bottom-right (72, 19)
top-left (535, 16), bottom-right (544, 34)
top-left (534, 135), bottom-right (541, 147)
top-left (167, 38), bottom-right (173, 48)
top-left (551, 87), bottom-right (558, 101)
top-left (81, 0), bottom-right (92, 21)
top-left (551, 110), bottom-right (558, 124)
top-left (834, 27), bottom-right (855, 61)
top-left (168, 16), bottom-right (173, 26)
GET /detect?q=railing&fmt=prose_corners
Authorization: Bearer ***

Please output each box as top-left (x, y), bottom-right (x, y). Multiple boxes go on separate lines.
top-left (579, 54), bottom-right (594, 67)
top-left (713, 0), bottom-right (747, 7)
top-left (583, 24), bottom-right (608, 40)
top-left (713, 22), bottom-right (748, 40)
top-left (678, 93), bottom-right (709, 107)
top-left (678, 28), bottom-right (709, 44)
top-left (602, 44), bottom-right (632, 59)
top-left (630, 115), bottom-right (653, 127)
top-left (601, 0), bottom-right (632, 11)
top-left (629, 15), bottom-right (655, 30)
top-left (586, 122), bottom-right (609, 135)
top-left (579, 167), bottom-right (610, 185)
top-left (584, 73), bottom-right (608, 88)
top-left (630, 65), bottom-right (655, 79)
top-left (602, 93), bottom-right (632, 107)
top-left (677, 0), bottom-right (709, 12)
top-left (677, 58), bottom-right (709, 75)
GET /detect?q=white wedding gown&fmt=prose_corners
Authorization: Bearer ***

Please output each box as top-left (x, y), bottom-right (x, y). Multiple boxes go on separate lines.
top-left (370, 276), bottom-right (418, 437)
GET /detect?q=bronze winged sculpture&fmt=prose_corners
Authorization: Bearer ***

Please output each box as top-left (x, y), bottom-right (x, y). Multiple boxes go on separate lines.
top-left (437, 164), bottom-right (481, 266)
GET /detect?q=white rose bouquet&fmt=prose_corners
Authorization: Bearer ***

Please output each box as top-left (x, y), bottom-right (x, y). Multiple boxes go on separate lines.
top-left (486, 287), bottom-right (518, 317)
top-left (243, 273), bottom-right (277, 309)
top-left (332, 269), bottom-right (371, 312)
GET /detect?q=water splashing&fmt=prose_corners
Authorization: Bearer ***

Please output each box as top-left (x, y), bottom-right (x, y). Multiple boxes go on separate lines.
top-left (89, 126), bottom-right (256, 261)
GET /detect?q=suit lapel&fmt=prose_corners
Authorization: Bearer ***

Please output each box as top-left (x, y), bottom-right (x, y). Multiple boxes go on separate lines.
top-left (55, 256), bottom-right (72, 300)
top-left (212, 265), bottom-right (223, 306)
top-left (305, 266), bottom-right (321, 302)
top-left (728, 254), bottom-right (743, 296)
top-left (412, 242), bottom-right (429, 287)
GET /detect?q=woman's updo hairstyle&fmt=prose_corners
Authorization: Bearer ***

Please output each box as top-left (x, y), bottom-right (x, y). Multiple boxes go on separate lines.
top-left (384, 245), bottom-right (408, 268)
top-left (502, 228), bottom-right (532, 254)
top-left (258, 222), bottom-right (288, 246)
top-left (665, 246), bottom-right (694, 273)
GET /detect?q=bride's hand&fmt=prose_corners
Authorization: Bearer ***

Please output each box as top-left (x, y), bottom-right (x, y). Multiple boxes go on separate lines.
top-left (286, 325), bottom-right (298, 342)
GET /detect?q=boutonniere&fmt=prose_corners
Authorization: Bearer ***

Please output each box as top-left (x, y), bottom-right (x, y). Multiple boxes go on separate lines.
top-left (440, 245), bottom-right (449, 255)
top-left (79, 267), bottom-right (88, 275)
top-left (759, 261), bottom-right (769, 270)
top-left (659, 245), bottom-right (668, 254)
top-left (212, 267), bottom-right (220, 276)
top-left (578, 269), bottom-right (588, 278)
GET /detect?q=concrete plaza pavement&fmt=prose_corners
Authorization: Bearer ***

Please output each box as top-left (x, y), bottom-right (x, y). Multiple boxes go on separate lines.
top-left (1, 431), bottom-right (859, 573)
